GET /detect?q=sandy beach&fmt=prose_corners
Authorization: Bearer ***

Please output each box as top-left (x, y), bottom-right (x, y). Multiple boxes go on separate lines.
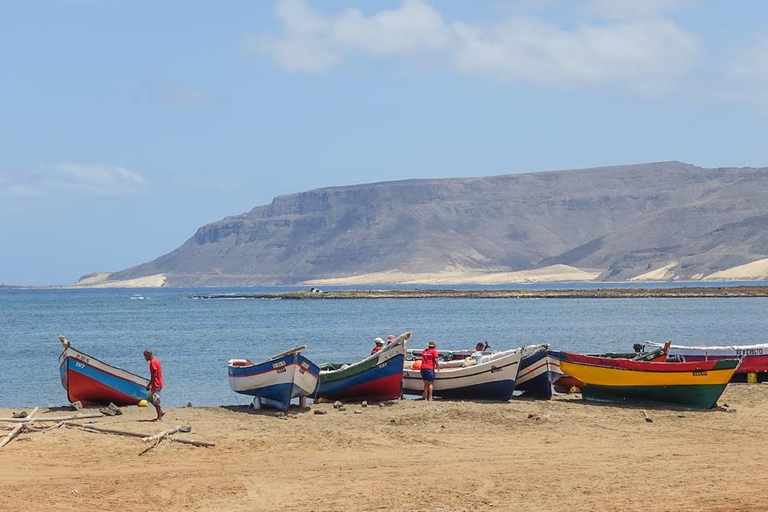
top-left (2, 385), bottom-right (767, 511)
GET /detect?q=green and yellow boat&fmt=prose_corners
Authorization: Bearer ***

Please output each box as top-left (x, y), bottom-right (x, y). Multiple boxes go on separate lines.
top-left (549, 351), bottom-right (741, 409)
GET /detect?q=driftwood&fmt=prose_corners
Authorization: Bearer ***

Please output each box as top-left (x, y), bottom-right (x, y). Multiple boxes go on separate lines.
top-left (142, 425), bottom-right (191, 444)
top-left (0, 423), bottom-right (27, 449)
top-left (64, 423), bottom-right (148, 438)
top-left (139, 425), bottom-right (193, 455)
top-left (166, 436), bottom-right (215, 447)
top-left (0, 407), bottom-right (39, 450)
top-left (65, 422), bottom-right (214, 451)
top-left (0, 413), bottom-right (103, 423)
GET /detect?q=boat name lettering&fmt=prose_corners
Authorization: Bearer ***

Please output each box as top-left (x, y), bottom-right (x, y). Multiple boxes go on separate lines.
top-left (736, 348), bottom-right (763, 356)
top-left (377, 362), bottom-right (388, 369)
top-left (692, 367), bottom-right (708, 376)
top-left (272, 361), bottom-right (286, 369)
top-left (490, 366), bottom-right (502, 374)
top-left (275, 367), bottom-right (287, 374)
top-left (74, 361), bottom-right (86, 369)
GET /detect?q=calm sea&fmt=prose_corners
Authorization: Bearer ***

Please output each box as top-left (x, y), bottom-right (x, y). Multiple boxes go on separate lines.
top-left (1, 283), bottom-right (766, 408)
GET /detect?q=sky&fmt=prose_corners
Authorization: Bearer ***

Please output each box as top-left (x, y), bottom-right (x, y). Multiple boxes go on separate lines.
top-left (1, 0), bottom-right (767, 285)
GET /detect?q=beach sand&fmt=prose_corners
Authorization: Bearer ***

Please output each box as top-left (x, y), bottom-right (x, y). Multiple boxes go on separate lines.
top-left (2, 385), bottom-right (767, 511)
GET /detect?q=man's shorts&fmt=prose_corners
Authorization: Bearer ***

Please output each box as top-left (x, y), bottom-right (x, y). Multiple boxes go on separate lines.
top-left (420, 369), bottom-right (435, 382)
top-left (149, 389), bottom-right (162, 405)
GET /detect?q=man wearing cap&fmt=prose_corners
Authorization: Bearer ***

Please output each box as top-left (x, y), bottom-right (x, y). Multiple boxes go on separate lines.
top-left (371, 337), bottom-right (384, 355)
top-left (421, 340), bottom-right (439, 401)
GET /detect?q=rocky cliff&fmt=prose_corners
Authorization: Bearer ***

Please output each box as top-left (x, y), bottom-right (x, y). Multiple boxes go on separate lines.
top-left (105, 161), bottom-right (768, 286)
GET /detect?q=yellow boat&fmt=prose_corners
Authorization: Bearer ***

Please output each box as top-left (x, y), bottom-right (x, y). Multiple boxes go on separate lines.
top-left (550, 351), bottom-right (741, 409)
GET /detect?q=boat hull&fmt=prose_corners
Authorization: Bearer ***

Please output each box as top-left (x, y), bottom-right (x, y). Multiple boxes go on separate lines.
top-left (229, 352), bottom-right (319, 410)
top-left (402, 349), bottom-right (522, 401)
top-left (58, 347), bottom-right (149, 406)
top-left (516, 346), bottom-right (552, 399)
top-left (316, 343), bottom-right (406, 402)
top-left (552, 351), bottom-right (740, 409)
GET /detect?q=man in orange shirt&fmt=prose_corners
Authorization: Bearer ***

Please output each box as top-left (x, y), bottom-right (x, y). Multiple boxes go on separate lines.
top-left (143, 350), bottom-right (165, 421)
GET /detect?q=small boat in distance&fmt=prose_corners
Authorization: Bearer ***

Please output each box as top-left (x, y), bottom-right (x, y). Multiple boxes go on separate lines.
top-left (315, 332), bottom-right (411, 402)
top-left (549, 351), bottom-right (741, 409)
top-left (402, 348), bottom-right (523, 401)
top-left (228, 345), bottom-right (319, 410)
top-left (516, 345), bottom-right (553, 399)
top-left (645, 341), bottom-right (768, 382)
top-left (58, 336), bottom-right (149, 406)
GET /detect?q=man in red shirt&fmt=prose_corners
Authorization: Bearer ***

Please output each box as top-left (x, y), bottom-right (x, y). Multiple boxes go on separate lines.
top-left (420, 340), bottom-right (440, 401)
top-left (143, 350), bottom-right (165, 421)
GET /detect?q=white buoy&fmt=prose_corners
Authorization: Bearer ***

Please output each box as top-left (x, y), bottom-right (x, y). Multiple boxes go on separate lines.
top-left (251, 397), bottom-right (262, 410)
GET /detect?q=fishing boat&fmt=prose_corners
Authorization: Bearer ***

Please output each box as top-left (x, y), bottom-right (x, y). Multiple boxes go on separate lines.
top-left (402, 348), bottom-right (523, 401)
top-left (58, 336), bottom-right (149, 406)
top-left (228, 345), bottom-right (319, 410)
top-left (548, 343), bottom-right (671, 393)
top-left (645, 341), bottom-right (768, 382)
top-left (549, 351), bottom-right (741, 409)
top-left (515, 345), bottom-right (553, 399)
top-left (314, 332), bottom-right (411, 402)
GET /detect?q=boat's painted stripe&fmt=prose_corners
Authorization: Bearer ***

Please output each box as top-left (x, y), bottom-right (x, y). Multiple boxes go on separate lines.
top-left (319, 372), bottom-right (403, 401)
top-left (229, 357), bottom-right (319, 380)
top-left (316, 353), bottom-right (404, 399)
top-left (552, 351), bottom-right (740, 372)
top-left (559, 359), bottom-right (737, 387)
top-left (59, 348), bottom-right (148, 387)
top-left (428, 379), bottom-right (517, 401)
top-left (581, 383), bottom-right (728, 409)
top-left (61, 358), bottom-right (147, 405)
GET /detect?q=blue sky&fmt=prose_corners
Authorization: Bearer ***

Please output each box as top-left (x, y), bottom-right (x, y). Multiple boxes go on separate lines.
top-left (1, 0), bottom-right (767, 285)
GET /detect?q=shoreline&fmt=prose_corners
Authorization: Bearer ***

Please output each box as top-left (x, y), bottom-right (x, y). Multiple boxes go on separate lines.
top-left (191, 285), bottom-right (768, 300)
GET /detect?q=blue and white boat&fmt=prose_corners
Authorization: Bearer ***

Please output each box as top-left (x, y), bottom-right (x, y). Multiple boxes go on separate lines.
top-left (402, 348), bottom-right (523, 401)
top-left (515, 344), bottom-right (553, 399)
top-left (228, 345), bottom-right (320, 410)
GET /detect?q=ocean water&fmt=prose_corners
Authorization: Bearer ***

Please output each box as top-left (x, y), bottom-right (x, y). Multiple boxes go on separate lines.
top-left (1, 285), bottom-right (766, 408)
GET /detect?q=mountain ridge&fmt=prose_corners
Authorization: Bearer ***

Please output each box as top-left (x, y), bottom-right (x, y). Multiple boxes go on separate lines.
top-left (101, 161), bottom-right (768, 286)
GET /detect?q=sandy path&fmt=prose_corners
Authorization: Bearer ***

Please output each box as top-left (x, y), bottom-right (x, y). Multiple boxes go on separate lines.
top-left (2, 386), bottom-right (768, 511)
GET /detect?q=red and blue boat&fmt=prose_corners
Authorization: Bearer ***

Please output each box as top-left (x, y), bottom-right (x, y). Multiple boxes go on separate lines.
top-left (228, 345), bottom-right (320, 410)
top-left (314, 332), bottom-right (410, 402)
top-left (58, 336), bottom-right (149, 406)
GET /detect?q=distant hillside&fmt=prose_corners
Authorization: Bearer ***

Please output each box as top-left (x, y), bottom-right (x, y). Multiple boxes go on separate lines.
top-left (99, 161), bottom-right (768, 286)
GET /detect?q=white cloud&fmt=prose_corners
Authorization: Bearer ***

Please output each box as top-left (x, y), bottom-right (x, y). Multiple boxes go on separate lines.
top-left (253, 0), bottom-right (699, 92)
top-left (730, 34), bottom-right (768, 82)
top-left (582, 0), bottom-right (694, 20)
top-left (0, 163), bottom-right (147, 199)
top-left (715, 34), bottom-right (768, 106)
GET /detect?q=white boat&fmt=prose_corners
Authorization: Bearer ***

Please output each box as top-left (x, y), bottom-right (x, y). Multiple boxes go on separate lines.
top-left (228, 345), bottom-right (320, 410)
top-left (402, 348), bottom-right (523, 401)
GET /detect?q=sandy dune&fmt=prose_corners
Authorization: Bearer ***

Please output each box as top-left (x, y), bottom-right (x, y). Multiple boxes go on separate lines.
top-left (2, 385), bottom-right (767, 511)
top-left (72, 272), bottom-right (167, 288)
top-left (705, 257), bottom-right (768, 281)
top-left (304, 264), bottom-right (602, 286)
top-left (629, 261), bottom-right (679, 281)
